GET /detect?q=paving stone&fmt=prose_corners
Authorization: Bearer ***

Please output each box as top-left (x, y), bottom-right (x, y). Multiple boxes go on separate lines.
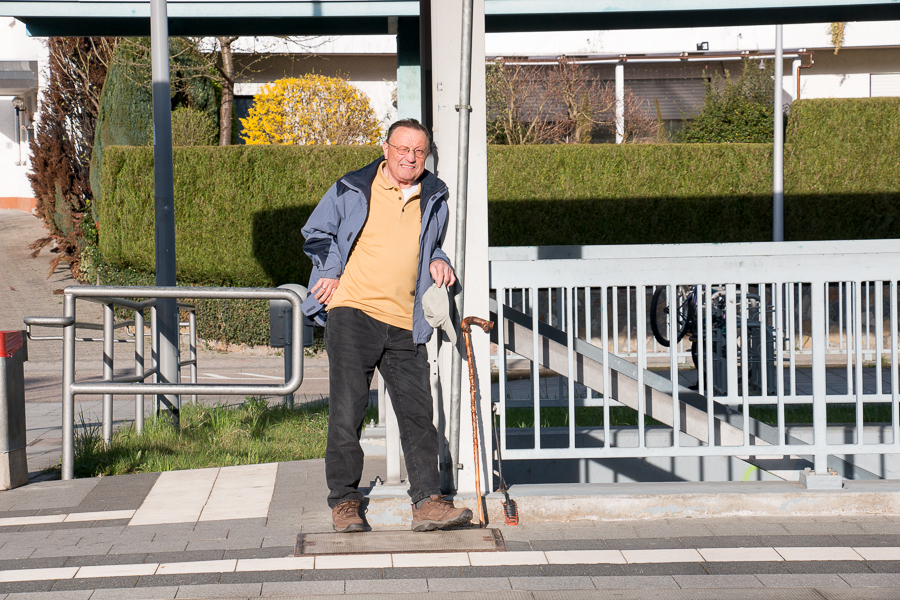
top-left (504, 541), bottom-right (533, 552)
top-left (134, 574), bottom-right (221, 587)
top-left (529, 540), bottom-right (610, 551)
top-left (50, 576), bottom-right (140, 591)
top-left (344, 578), bottom-right (428, 594)
top-left (509, 575), bottom-right (595, 590)
top-left (0, 557), bottom-right (67, 570)
top-left (463, 565), bottom-right (545, 578)
top-left (174, 583), bottom-right (261, 598)
top-left (427, 577), bottom-right (511, 592)
top-left (0, 580), bottom-right (55, 594)
top-left (110, 542), bottom-right (188, 555)
top-left (709, 518), bottom-right (789, 537)
top-left (31, 543), bottom-right (113, 559)
top-left (757, 534), bottom-right (838, 547)
top-left (840, 572), bottom-right (900, 587)
top-left (779, 518), bottom-right (858, 536)
top-left (863, 561), bottom-right (900, 573)
top-left (833, 534), bottom-right (900, 547)
top-left (73, 473), bottom-right (159, 513)
top-left (91, 519), bottom-right (132, 529)
top-left (633, 522), bottom-right (713, 539)
top-left (383, 567), bottom-right (464, 579)
top-left (542, 564), bottom-right (625, 577)
top-left (261, 580), bottom-right (344, 596)
top-left (6, 591), bottom-right (92, 600)
top-left (63, 553), bottom-right (147, 568)
top-left (300, 568), bottom-right (383, 581)
top-left (185, 538), bottom-right (264, 552)
top-left (621, 562), bottom-right (707, 576)
top-left (591, 575), bottom-right (680, 589)
top-left (261, 536), bottom-right (299, 548)
top-left (143, 550), bottom-right (224, 564)
top-left (218, 570), bottom-right (304, 585)
top-left (89, 586), bottom-right (180, 600)
top-left (679, 535), bottom-right (761, 548)
top-left (785, 561), bottom-right (873, 574)
top-left (605, 538), bottom-right (686, 551)
top-left (0, 547), bottom-right (36, 560)
top-left (224, 547), bottom-right (293, 560)
top-left (757, 574), bottom-right (849, 587)
top-left (701, 561), bottom-right (791, 575)
top-left (673, 574), bottom-right (764, 588)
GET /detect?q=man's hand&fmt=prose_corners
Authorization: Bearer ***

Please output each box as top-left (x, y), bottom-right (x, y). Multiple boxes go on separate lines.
top-left (430, 260), bottom-right (456, 288)
top-left (311, 277), bottom-right (340, 305)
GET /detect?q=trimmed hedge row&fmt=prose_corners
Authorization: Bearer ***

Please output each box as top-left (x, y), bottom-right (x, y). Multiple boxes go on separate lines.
top-left (98, 97), bottom-right (900, 345)
top-left (100, 145), bottom-right (382, 287)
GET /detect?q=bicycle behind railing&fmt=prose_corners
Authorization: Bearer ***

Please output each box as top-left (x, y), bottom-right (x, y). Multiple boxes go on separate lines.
top-left (25, 286), bottom-right (305, 480)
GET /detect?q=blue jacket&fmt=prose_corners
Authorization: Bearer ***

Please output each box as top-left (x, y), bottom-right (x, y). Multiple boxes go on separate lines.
top-left (301, 157), bottom-right (452, 344)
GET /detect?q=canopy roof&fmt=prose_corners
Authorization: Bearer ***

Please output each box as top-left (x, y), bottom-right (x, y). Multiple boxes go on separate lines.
top-left (6, 0), bottom-right (900, 37)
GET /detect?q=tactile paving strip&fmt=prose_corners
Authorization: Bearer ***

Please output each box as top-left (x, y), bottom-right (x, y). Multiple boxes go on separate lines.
top-left (296, 528), bottom-right (505, 555)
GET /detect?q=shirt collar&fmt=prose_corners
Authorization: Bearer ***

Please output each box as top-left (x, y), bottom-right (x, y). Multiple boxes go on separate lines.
top-left (376, 162), bottom-right (420, 195)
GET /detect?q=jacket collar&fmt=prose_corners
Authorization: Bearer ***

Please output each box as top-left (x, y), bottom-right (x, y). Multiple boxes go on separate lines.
top-left (343, 157), bottom-right (447, 210)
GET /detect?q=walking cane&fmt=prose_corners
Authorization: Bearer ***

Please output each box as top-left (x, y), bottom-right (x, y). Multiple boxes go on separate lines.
top-left (461, 316), bottom-right (493, 528)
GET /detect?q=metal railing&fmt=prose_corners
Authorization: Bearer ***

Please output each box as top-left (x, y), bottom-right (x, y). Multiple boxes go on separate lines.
top-left (489, 240), bottom-right (900, 483)
top-left (26, 286), bottom-right (304, 480)
top-left (27, 294), bottom-right (198, 442)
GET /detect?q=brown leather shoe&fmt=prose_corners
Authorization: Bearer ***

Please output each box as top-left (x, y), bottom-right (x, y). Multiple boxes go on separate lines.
top-left (332, 500), bottom-right (365, 533)
top-left (411, 495), bottom-right (473, 532)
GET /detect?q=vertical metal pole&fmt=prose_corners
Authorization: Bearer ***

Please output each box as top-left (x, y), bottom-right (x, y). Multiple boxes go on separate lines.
top-left (615, 61), bottom-right (624, 144)
top-left (773, 24), bottom-right (784, 242)
top-left (151, 305), bottom-right (160, 414)
top-left (448, 0), bottom-right (475, 492)
top-left (189, 309), bottom-right (197, 403)
top-left (61, 294), bottom-right (76, 480)
top-left (102, 303), bottom-right (114, 445)
top-left (151, 0), bottom-right (179, 425)
top-left (812, 281), bottom-right (827, 473)
top-left (134, 308), bottom-right (144, 434)
top-left (282, 307), bottom-right (294, 409)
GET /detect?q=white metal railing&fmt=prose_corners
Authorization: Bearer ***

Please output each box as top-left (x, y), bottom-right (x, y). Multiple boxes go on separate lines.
top-left (489, 240), bottom-right (900, 481)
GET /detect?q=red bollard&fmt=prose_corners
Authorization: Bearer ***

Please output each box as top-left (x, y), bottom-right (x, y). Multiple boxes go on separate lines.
top-left (0, 331), bottom-right (28, 489)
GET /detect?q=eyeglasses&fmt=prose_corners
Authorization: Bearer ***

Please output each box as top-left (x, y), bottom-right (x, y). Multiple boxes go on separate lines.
top-left (387, 143), bottom-right (429, 159)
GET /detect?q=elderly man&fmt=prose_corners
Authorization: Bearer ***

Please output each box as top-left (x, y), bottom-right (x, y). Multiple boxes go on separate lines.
top-left (301, 119), bottom-right (472, 533)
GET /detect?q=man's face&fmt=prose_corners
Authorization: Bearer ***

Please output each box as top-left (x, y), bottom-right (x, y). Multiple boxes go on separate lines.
top-left (382, 127), bottom-right (429, 189)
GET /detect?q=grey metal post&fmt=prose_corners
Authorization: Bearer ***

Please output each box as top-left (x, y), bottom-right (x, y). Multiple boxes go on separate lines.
top-left (282, 307), bottom-right (293, 409)
top-left (151, 305), bottom-right (158, 414)
top-left (448, 0), bottom-right (475, 492)
top-left (615, 61), bottom-right (624, 144)
top-left (102, 302), bottom-right (114, 445)
top-left (150, 0), bottom-right (179, 423)
top-left (61, 294), bottom-right (76, 480)
top-left (189, 310), bottom-right (197, 403)
top-left (773, 24), bottom-right (784, 242)
top-left (134, 308), bottom-right (144, 433)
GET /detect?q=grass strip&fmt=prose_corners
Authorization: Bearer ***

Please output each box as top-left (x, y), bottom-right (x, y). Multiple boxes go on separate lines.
top-left (68, 398), bottom-right (375, 478)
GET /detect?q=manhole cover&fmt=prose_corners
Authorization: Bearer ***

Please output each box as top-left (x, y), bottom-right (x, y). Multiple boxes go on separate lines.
top-left (296, 528), bottom-right (505, 556)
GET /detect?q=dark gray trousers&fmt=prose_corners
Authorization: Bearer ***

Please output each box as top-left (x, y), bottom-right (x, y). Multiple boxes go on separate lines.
top-left (324, 307), bottom-right (442, 508)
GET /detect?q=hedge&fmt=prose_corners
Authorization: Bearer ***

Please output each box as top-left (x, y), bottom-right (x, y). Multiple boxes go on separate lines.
top-left (98, 97), bottom-right (900, 345)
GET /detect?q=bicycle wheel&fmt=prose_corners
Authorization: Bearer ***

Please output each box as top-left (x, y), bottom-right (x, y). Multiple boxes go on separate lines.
top-left (650, 285), bottom-right (693, 347)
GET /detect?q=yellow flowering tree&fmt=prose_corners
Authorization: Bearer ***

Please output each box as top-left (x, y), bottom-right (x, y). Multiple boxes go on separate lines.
top-left (240, 75), bottom-right (382, 145)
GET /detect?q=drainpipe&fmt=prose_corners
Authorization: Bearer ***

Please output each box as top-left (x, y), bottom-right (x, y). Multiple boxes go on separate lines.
top-left (449, 0), bottom-right (474, 491)
top-left (792, 58), bottom-right (801, 101)
top-left (773, 24), bottom-right (784, 242)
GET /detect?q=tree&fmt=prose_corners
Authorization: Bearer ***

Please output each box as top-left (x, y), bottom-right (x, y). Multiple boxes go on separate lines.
top-left (547, 57), bottom-right (657, 144)
top-left (89, 37), bottom-right (220, 202)
top-left (240, 75), bottom-right (382, 145)
top-left (28, 37), bottom-right (117, 275)
top-left (676, 59), bottom-right (777, 144)
top-left (485, 57), bottom-right (658, 145)
top-left (486, 59), bottom-right (561, 144)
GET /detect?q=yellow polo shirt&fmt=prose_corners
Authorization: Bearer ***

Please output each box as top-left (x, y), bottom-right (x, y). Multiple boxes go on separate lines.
top-left (327, 163), bottom-right (422, 330)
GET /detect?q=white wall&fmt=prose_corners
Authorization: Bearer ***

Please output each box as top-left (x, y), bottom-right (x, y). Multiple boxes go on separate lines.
top-left (485, 21), bottom-right (900, 56)
top-left (0, 18), bottom-right (44, 203)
